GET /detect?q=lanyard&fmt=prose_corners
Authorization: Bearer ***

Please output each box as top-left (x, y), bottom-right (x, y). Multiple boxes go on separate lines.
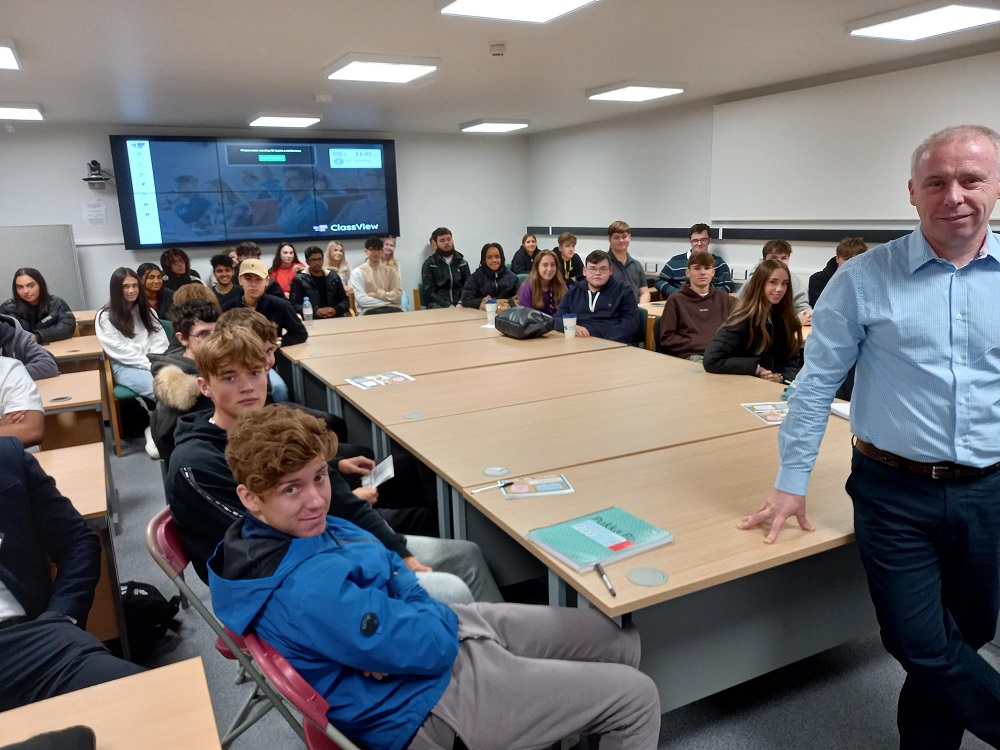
top-left (588, 290), bottom-right (600, 313)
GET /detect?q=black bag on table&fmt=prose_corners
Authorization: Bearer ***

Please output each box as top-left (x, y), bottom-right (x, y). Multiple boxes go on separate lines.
top-left (494, 307), bottom-right (553, 340)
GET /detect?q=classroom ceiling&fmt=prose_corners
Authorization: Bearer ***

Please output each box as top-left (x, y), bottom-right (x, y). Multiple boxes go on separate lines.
top-left (3, 0), bottom-right (1000, 136)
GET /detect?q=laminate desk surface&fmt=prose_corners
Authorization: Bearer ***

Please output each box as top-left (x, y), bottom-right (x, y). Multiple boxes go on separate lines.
top-left (37, 370), bottom-right (102, 411)
top-left (42, 334), bottom-right (103, 361)
top-left (307, 306), bottom-right (483, 336)
top-left (0, 658), bottom-right (221, 750)
top-left (305, 334), bottom-right (625, 395)
top-left (639, 301), bottom-right (666, 319)
top-left (74, 309), bottom-right (98, 325)
top-left (35, 442), bottom-right (107, 520)
top-left (339, 345), bottom-right (684, 427)
top-left (282, 319), bottom-right (501, 363)
top-left (466, 416), bottom-right (855, 618)
top-left (389, 374), bottom-right (786, 489)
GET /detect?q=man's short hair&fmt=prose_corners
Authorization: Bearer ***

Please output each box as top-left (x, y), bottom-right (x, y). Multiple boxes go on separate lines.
top-left (689, 223), bottom-right (711, 238)
top-left (835, 237), bottom-right (868, 261)
top-left (365, 236), bottom-right (384, 251)
top-left (606, 220), bottom-right (630, 238)
top-left (911, 125), bottom-right (1000, 177)
top-left (172, 299), bottom-right (221, 339)
top-left (303, 245), bottom-right (324, 261)
top-left (557, 232), bottom-right (577, 247)
top-left (762, 239), bottom-right (792, 259)
top-left (586, 250), bottom-right (611, 266)
top-left (216, 307), bottom-right (278, 345)
top-left (430, 227), bottom-right (452, 242)
top-left (211, 254), bottom-right (235, 270)
top-left (172, 283), bottom-right (219, 307)
top-left (235, 241), bottom-right (262, 260)
top-left (225, 404), bottom-right (337, 496)
top-left (194, 327), bottom-right (268, 381)
top-left (688, 250), bottom-right (715, 268)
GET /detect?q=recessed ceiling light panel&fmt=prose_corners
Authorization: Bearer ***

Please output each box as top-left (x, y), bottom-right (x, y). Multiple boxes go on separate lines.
top-left (848, 2), bottom-right (1000, 40)
top-left (0, 39), bottom-right (20, 70)
top-left (325, 54), bottom-right (439, 84)
top-left (586, 82), bottom-right (684, 102)
top-left (248, 114), bottom-right (321, 128)
top-left (460, 119), bottom-right (530, 133)
top-left (440, 0), bottom-right (599, 23)
top-left (0, 104), bottom-right (42, 120)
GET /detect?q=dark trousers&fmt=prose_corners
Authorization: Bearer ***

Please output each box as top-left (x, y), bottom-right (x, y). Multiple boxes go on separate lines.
top-left (0, 612), bottom-right (144, 711)
top-left (847, 450), bottom-right (1000, 750)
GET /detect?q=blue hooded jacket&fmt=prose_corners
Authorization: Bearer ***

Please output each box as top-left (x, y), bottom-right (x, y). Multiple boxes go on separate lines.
top-left (209, 515), bottom-right (458, 750)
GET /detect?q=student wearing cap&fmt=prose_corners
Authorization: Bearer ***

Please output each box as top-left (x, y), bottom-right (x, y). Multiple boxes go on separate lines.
top-left (222, 258), bottom-right (307, 347)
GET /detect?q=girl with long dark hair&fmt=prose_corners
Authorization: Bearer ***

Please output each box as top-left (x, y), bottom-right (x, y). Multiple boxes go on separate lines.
top-left (269, 241), bottom-right (306, 296)
top-left (0, 268), bottom-right (76, 343)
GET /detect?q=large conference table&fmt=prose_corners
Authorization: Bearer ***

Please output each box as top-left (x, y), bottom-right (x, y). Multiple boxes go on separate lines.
top-left (280, 307), bottom-right (875, 711)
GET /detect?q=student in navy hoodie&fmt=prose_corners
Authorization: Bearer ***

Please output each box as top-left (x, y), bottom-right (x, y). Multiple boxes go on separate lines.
top-left (460, 243), bottom-right (519, 311)
top-left (553, 250), bottom-right (639, 344)
top-left (209, 404), bottom-right (660, 750)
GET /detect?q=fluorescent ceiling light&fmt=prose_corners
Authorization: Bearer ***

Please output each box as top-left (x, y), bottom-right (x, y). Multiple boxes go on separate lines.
top-left (0, 104), bottom-right (42, 120)
top-left (439, 0), bottom-right (599, 23)
top-left (848, 2), bottom-right (1000, 40)
top-left (248, 114), bottom-right (320, 128)
top-left (587, 82), bottom-right (684, 102)
top-left (325, 54), bottom-right (438, 84)
top-left (460, 119), bottom-right (529, 133)
top-left (0, 39), bottom-right (20, 70)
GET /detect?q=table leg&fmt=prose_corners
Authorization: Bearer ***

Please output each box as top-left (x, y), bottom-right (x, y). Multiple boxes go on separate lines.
top-left (97, 521), bottom-right (131, 661)
top-left (548, 569), bottom-right (567, 607)
top-left (371, 424), bottom-right (385, 460)
top-left (325, 387), bottom-right (343, 418)
top-left (450, 487), bottom-right (467, 539)
top-left (99, 405), bottom-right (121, 535)
top-left (292, 363), bottom-right (304, 405)
top-left (436, 476), bottom-right (453, 538)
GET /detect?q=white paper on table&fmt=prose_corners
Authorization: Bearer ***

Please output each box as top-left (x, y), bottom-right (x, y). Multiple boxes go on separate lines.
top-left (830, 402), bottom-right (851, 420)
top-left (362, 455), bottom-right (395, 488)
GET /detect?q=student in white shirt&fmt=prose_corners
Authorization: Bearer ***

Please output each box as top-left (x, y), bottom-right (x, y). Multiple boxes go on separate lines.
top-left (350, 237), bottom-right (403, 315)
top-left (0, 356), bottom-right (44, 448)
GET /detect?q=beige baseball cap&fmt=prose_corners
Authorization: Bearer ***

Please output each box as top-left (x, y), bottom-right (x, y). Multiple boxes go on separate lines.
top-left (238, 258), bottom-right (268, 279)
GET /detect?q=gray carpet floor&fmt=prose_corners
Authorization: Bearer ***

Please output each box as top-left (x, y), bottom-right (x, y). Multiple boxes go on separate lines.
top-left (108, 438), bottom-right (999, 750)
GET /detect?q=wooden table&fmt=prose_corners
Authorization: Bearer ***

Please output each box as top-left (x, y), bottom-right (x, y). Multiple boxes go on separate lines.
top-left (306, 305), bottom-right (483, 336)
top-left (639, 301), bottom-right (666, 319)
top-left (0, 658), bottom-right (221, 750)
top-left (35, 444), bottom-right (128, 651)
top-left (73, 309), bottom-right (98, 336)
top-left (42, 334), bottom-right (103, 363)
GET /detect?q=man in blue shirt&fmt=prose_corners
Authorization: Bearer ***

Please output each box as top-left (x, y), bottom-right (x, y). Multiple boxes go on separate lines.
top-left (741, 125), bottom-right (1000, 749)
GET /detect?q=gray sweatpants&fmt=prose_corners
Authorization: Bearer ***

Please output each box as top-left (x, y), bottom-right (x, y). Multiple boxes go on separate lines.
top-left (406, 536), bottom-right (504, 604)
top-left (410, 603), bottom-right (661, 750)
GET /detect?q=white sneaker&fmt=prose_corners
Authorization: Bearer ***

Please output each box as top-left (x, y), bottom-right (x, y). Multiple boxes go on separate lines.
top-left (144, 426), bottom-right (160, 460)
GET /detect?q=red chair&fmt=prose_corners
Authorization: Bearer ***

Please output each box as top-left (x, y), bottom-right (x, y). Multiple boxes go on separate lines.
top-left (145, 508), bottom-right (304, 747)
top-left (244, 634), bottom-right (361, 750)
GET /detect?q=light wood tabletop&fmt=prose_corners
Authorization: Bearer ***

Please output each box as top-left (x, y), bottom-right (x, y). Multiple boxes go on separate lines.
top-left (388, 374), bottom-right (787, 489)
top-left (0, 658), bottom-right (221, 750)
top-left (339, 345), bottom-right (686, 427)
top-left (465, 415), bottom-right (855, 618)
top-left (306, 305), bottom-right (483, 336)
top-left (37, 370), bottom-right (102, 411)
top-left (639, 301), bottom-right (666, 319)
top-left (35, 442), bottom-right (107, 519)
top-left (73, 309), bottom-right (98, 325)
top-left (304, 333), bottom-right (625, 394)
top-left (42, 334), bottom-right (103, 361)
top-left (282, 319), bottom-right (502, 363)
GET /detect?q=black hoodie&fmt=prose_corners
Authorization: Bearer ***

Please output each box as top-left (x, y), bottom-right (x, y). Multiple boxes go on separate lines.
top-left (808, 256), bottom-right (839, 307)
top-left (166, 410), bottom-right (409, 581)
top-left (460, 246), bottom-right (520, 309)
top-left (509, 245), bottom-right (536, 275)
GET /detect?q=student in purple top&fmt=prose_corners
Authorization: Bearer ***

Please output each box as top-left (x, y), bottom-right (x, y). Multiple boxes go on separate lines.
top-left (517, 249), bottom-right (566, 315)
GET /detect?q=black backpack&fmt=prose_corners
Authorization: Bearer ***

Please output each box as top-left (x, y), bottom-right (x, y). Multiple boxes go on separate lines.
top-left (119, 580), bottom-right (181, 658)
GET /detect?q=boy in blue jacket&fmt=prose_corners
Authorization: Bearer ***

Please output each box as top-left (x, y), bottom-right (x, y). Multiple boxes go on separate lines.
top-left (209, 404), bottom-right (660, 750)
top-left (554, 250), bottom-right (639, 344)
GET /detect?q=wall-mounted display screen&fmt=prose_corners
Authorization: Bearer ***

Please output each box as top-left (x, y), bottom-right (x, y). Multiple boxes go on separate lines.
top-left (109, 135), bottom-right (400, 249)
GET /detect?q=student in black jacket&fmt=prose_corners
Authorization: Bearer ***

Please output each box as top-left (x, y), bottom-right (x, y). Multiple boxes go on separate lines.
top-left (221, 259), bottom-right (307, 347)
top-left (703, 258), bottom-right (804, 384)
top-left (289, 246), bottom-right (350, 318)
top-left (1, 268), bottom-right (77, 343)
top-left (0, 437), bottom-right (142, 710)
top-left (421, 227), bottom-right (470, 308)
top-left (556, 232), bottom-right (584, 284)
top-left (461, 243), bottom-right (519, 310)
top-left (159, 247), bottom-right (203, 292)
top-left (808, 237), bottom-right (868, 307)
top-left (508, 233), bottom-right (539, 275)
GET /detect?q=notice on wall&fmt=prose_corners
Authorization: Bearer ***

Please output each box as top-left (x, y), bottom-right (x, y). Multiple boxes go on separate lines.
top-left (83, 199), bottom-right (108, 227)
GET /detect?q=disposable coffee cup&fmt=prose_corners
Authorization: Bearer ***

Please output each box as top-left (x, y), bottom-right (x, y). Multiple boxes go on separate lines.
top-left (485, 299), bottom-right (498, 325)
top-left (563, 314), bottom-right (576, 339)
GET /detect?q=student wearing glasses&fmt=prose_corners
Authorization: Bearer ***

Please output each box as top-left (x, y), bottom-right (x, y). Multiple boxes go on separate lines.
top-left (655, 223), bottom-right (733, 297)
top-left (553, 250), bottom-right (638, 344)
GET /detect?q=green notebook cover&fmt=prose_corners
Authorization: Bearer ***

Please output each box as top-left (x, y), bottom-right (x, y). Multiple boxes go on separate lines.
top-left (527, 506), bottom-right (673, 571)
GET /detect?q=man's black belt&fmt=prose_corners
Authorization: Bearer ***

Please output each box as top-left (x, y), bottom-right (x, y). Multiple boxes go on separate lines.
top-left (854, 439), bottom-right (1000, 480)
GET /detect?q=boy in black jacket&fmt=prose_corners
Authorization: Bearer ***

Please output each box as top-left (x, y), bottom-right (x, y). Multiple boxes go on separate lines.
top-left (289, 245), bottom-right (350, 318)
top-left (421, 227), bottom-right (470, 309)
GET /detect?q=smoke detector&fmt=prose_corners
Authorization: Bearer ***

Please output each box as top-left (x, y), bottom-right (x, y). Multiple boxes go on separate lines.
top-left (489, 43), bottom-right (506, 58)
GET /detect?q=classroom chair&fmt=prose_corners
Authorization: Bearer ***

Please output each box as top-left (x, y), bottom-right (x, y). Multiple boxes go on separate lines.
top-left (651, 317), bottom-right (667, 354)
top-left (244, 634), bottom-right (362, 750)
top-left (104, 355), bottom-right (139, 457)
top-left (412, 284), bottom-right (424, 310)
top-left (632, 306), bottom-right (649, 349)
top-left (145, 508), bottom-right (304, 748)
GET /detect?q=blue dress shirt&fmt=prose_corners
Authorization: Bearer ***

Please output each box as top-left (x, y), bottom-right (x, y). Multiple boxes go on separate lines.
top-left (776, 226), bottom-right (1000, 496)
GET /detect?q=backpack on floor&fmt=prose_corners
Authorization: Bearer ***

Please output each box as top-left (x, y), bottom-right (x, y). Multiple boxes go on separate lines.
top-left (119, 580), bottom-right (181, 657)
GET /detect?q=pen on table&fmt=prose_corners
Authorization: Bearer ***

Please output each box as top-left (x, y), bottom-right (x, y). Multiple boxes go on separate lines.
top-left (470, 480), bottom-right (514, 494)
top-left (594, 562), bottom-right (616, 597)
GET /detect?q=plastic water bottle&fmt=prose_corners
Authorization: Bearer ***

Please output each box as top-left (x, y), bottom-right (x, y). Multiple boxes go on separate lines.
top-left (302, 297), bottom-right (313, 325)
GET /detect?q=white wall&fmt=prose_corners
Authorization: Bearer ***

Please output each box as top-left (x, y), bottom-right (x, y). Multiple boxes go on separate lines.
top-left (0, 125), bottom-right (529, 307)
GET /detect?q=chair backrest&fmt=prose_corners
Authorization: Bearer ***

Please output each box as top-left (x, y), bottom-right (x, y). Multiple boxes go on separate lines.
top-left (652, 316), bottom-right (665, 354)
top-left (160, 318), bottom-right (174, 340)
top-left (632, 305), bottom-right (648, 348)
top-left (245, 634), bottom-right (359, 750)
top-left (413, 284), bottom-right (424, 310)
top-left (146, 506), bottom-right (189, 580)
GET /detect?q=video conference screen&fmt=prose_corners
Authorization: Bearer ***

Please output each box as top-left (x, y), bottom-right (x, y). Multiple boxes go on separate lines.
top-left (109, 135), bottom-right (400, 249)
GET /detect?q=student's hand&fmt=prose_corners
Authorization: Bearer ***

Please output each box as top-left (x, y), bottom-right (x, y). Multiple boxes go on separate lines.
top-left (339, 456), bottom-right (375, 476)
top-left (799, 310), bottom-right (812, 326)
top-left (363, 671), bottom-right (388, 680)
top-left (757, 368), bottom-right (783, 383)
top-left (496, 299), bottom-right (511, 313)
top-left (739, 488), bottom-right (813, 544)
top-left (353, 487), bottom-right (378, 505)
top-left (576, 325), bottom-right (591, 338)
top-left (402, 556), bottom-right (433, 573)
top-left (0, 410), bottom-right (28, 425)
top-left (316, 307), bottom-right (336, 319)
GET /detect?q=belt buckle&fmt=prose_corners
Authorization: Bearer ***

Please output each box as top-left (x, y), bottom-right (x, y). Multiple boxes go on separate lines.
top-left (931, 465), bottom-right (953, 480)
